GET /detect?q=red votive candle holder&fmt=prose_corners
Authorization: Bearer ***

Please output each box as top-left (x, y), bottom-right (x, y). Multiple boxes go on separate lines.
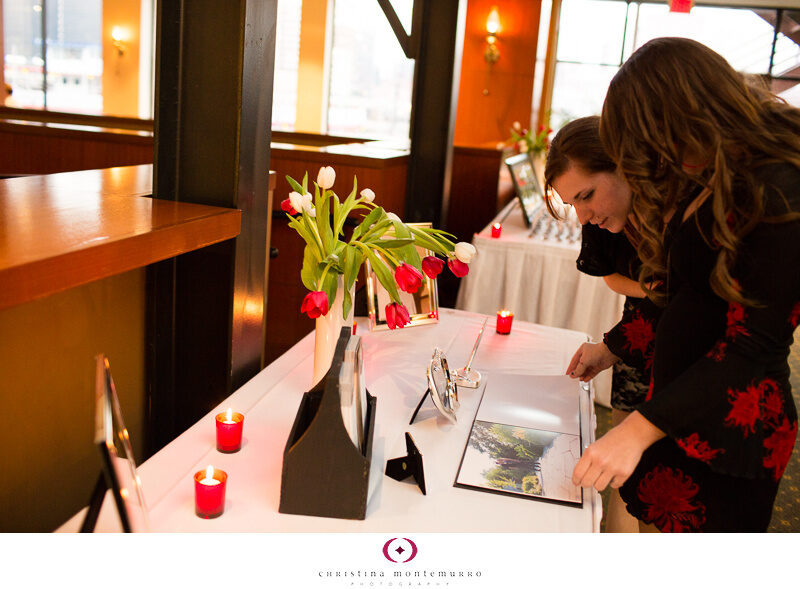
top-left (491, 222), bottom-right (502, 238)
top-left (496, 309), bottom-right (514, 335)
top-left (194, 465), bottom-right (227, 519)
top-left (215, 408), bottom-right (244, 453)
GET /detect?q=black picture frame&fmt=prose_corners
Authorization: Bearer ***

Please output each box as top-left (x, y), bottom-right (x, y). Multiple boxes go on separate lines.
top-left (505, 153), bottom-right (544, 228)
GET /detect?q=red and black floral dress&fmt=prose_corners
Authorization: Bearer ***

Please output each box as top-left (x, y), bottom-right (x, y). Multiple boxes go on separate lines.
top-left (605, 164), bottom-right (800, 532)
top-left (577, 223), bottom-right (648, 411)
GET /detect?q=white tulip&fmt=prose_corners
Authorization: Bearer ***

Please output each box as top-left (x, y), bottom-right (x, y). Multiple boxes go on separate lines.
top-left (360, 188), bottom-right (376, 203)
top-left (518, 140), bottom-right (529, 153)
top-left (317, 166), bottom-right (336, 190)
top-left (386, 212), bottom-right (401, 223)
top-left (454, 242), bottom-right (477, 263)
top-left (289, 191), bottom-right (311, 213)
top-left (307, 207), bottom-right (317, 218)
top-left (512, 121), bottom-right (522, 132)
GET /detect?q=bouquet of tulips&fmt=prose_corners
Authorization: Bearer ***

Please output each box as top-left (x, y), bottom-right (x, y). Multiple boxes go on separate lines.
top-left (281, 166), bottom-right (476, 329)
top-left (507, 121), bottom-right (552, 156)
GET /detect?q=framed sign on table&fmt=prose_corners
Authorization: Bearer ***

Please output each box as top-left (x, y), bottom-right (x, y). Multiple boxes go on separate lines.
top-left (364, 222), bottom-right (439, 331)
top-left (505, 153), bottom-right (544, 228)
top-left (81, 355), bottom-right (149, 532)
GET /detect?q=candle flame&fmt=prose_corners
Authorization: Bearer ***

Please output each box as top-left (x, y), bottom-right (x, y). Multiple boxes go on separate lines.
top-left (226, 408), bottom-right (233, 422)
top-left (206, 465), bottom-right (215, 481)
top-left (499, 309), bottom-right (513, 317)
top-left (493, 223), bottom-right (501, 229)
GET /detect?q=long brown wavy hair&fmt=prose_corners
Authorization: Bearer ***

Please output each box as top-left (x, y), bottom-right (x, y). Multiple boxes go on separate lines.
top-left (601, 37), bottom-right (800, 305)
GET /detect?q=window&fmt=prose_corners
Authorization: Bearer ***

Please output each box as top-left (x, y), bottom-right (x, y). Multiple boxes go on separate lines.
top-left (4, 0), bottom-right (102, 113)
top-left (549, 1), bottom-right (800, 130)
top-left (272, 0), bottom-right (303, 131)
top-left (326, 0), bottom-right (414, 140)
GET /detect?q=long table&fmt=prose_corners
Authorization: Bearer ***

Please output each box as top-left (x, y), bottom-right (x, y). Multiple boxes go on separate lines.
top-left (456, 201), bottom-right (625, 406)
top-left (59, 309), bottom-right (600, 532)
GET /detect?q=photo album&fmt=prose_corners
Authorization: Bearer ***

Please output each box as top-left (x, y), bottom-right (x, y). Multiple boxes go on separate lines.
top-left (455, 373), bottom-right (584, 506)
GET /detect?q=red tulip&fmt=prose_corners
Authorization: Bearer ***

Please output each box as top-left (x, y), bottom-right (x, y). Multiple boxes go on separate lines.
top-left (394, 263), bottom-right (424, 294)
top-left (385, 302), bottom-right (411, 329)
top-left (300, 291), bottom-right (329, 318)
top-left (280, 198), bottom-right (298, 215)
top-left (421, 256), bottom-right (444, 279)
top-left (448, 258), bottom-right (469, 278)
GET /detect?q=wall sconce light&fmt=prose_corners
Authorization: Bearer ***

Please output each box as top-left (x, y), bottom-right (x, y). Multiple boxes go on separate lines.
top-left (484, 6), bottom-right (500, 65)
top-left (111, 26), bottom-right (128, 57)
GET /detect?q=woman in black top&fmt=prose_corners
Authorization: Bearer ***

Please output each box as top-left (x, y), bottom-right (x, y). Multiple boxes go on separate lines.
top-left (564, 38), bottom-right (800, 531)
top-left (546, 118), bottom-right (650, 413)
top-left (544, 116), bottom-right (649, 532)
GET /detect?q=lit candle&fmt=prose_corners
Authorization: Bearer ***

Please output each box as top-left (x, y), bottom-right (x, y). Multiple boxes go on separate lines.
top-left (491, 222), bottom-right (502, 238)
top-left (215, 408), bottom-right (244, 453)
top-left (496, 309), bottom-right (514, 335)
top-left (200, 465), bottom-right (219, 485)
top-left (194, 465), bottom-right (227, 518)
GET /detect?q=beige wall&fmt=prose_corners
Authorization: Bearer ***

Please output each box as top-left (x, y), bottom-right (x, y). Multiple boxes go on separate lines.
top-left (102, 0), bottom-right (141, 117)
top-left (0, 269), bottom-right (146, 532)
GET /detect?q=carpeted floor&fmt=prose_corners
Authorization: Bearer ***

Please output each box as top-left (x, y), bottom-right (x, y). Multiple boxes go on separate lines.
top-left (596, 335), bottom-right (800, 532)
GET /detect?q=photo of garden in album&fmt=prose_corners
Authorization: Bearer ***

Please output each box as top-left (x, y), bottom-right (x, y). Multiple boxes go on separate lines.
top-left (456, 420), bottom-right (582, 506)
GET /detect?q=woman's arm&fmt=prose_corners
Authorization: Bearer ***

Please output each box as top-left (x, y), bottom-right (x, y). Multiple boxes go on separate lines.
top-left (603, 273), bottom-right (645, 298)
top-left (572, 411), bottom-right (665, 490)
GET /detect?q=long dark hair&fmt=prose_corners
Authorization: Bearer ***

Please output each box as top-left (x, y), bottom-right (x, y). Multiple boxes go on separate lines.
top-left (601, 37), bottom-right (800, 305)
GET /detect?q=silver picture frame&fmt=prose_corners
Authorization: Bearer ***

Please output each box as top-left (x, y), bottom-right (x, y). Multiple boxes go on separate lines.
top-left (93, 354), bottom-right (149, 532)
top-left (364, 222), bottom-right (440, 331)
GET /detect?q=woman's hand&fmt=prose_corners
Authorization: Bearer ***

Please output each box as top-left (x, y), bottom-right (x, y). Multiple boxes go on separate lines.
top-left (566, 342), bottom-right (619, 381)
top-left (572, 411), bottom-right (665, 491)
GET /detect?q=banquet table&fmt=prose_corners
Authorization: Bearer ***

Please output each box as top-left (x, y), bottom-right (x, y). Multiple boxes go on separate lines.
top-left (455, 201), bottom-right (625, 406)
top-left (58, 309), bottom-right (600, 533)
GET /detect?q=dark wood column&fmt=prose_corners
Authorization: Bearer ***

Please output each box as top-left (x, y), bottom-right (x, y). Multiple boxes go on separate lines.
top-left (146, 0), bottom-right (277, 454)
top-left (404, 0), bottom-right (466, 227)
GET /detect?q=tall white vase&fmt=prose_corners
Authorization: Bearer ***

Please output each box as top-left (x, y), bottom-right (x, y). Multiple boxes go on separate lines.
top-left (312, 276), bottom-right (354, 387)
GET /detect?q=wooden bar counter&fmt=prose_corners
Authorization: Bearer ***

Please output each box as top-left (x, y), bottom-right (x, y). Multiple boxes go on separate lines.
top-left (0, 164), bottom-right (242, 531)
top-left (0, 165), bottom-right (241, 311)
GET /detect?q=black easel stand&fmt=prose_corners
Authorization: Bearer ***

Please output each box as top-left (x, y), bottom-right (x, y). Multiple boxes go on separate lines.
top-left (496, 198), bottom-right (519, 224)
top-left (79, 474), bottom-right (107, 532)
top-left (79, 471), bottom-right (132, 532)
top-left (385, 432), bottom-right (426, 495)
top-left (409, 388), bottom-right (432, 425)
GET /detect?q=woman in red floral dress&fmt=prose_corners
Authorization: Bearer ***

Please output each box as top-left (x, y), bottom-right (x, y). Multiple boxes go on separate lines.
top-left (563, 38), bottom-right (800, 532)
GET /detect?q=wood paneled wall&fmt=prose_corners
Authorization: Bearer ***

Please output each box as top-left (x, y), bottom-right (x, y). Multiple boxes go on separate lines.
top-left (447, 144), bottom-right (506, 241)
top-left (454, 0), bottom-right (541, 145)
top-left (0, 121), bottom-right (152, 176)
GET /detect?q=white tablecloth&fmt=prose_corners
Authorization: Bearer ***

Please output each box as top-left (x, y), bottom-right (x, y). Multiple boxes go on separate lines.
top-left (456, 202), bottom-right (625, 407)
top-left (58, 309), bottom-right (600, 533)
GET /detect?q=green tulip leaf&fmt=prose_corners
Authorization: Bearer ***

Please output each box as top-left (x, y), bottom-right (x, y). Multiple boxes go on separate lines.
top-left (321, 270), bottom-right (338, 313)
top-left (364, 249), bottom-right (400, 303)
top-left (286, 174), bottom-right (304, 195)
top-left (351, 207), bottom-right (384, 241)
top-left (342, 283), bottom-right (352, 320)
top-left (343, 244), bottom-right (364, 291)
top-left (301, 246), bottom-right (320, 291)
top-left (364, 238), bottom-right (415, 249)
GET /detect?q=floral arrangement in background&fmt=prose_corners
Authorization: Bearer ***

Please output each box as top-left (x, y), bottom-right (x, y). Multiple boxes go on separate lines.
top-left (506, 121), bottom-right (552, 157)
top-left (281, 166), bottom-right (477, 329)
